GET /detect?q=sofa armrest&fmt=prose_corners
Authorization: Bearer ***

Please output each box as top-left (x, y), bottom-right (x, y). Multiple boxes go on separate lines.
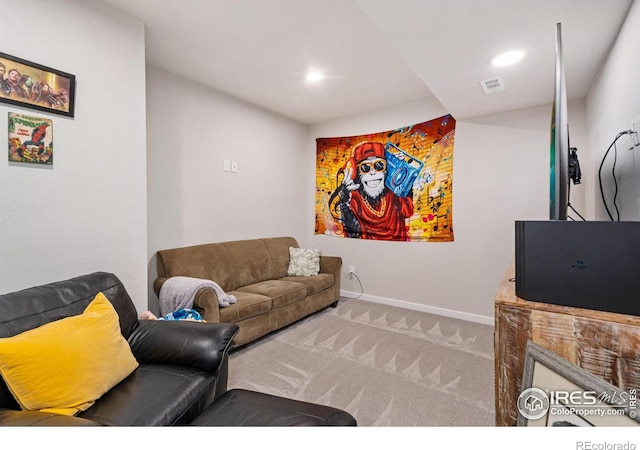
top-left (152, 276), bottom-right (167, 296)
top-left (0, 409), bottom-right (100, 426)
top-left (127, 320), bottom-right (239, 372)
top-left (153, 278), bottom-right (221, 323)
top-left (320, 255), bottom-right (342, 276)
top-left (193, 288), bottom-right (222, 323)
top-left (320, 255), bottom-right (342, 300)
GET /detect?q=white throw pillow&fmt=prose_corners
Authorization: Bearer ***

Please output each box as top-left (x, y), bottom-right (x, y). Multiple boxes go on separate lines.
top-left (287, 247), bottom-right (321, 276)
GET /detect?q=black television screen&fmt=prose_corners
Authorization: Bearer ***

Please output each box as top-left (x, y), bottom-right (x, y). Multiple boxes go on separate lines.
top-left (550, 22), bottom-right (569, 221)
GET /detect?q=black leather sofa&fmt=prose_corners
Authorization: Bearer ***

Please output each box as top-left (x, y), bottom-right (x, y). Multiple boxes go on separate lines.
top-left (0, 272), bottom-right (239, 426)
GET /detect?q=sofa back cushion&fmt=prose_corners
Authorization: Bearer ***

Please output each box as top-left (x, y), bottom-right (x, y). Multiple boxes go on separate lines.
top-left (260, 237), bottom-right (299, 278)
top-left (0, 272), bottom-right (138, 339)
top-left (157, 237), bottom-right (299, 291)
top-left (157, 243), bottom-right (235, 291)
top-left (222, 237), bottom-right (298, 288)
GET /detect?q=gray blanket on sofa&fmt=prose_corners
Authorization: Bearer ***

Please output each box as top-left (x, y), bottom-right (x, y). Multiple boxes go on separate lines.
top-left (159, 276), bottom-right (237, 316)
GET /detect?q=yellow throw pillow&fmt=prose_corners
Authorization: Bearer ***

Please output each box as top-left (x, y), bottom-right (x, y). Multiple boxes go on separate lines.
top-left (0, 292), bottom-right (139, 416)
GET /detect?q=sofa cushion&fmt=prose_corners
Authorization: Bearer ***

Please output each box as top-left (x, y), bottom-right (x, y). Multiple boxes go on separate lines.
top-left (222, 240), bottom-right (279, 287)
top-left (78, 363), bottom-right (216, 426)
top-left (191, 388), bottom-right (358, 426)
top-left (0, 272), bottom-right (139, 341)
top-left (260, 237), bottom-right (299, 279)
top-left (236, 280), bottom-right (307, 309)
top-left (157, 243), bottom-right (235, 291)
top-left (0, 293), bottom-right (138, 416)
top-left (219, 292), bottom-right (272, 323)
top-left (279, 273), bottom-right (334, 296)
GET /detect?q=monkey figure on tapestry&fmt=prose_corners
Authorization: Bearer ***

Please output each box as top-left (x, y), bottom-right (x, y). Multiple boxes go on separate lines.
top-left (336, 141), bottom-right (413, 241)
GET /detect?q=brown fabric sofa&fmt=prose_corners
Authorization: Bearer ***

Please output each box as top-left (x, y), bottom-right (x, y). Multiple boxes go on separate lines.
top-left (154, 237), bottom-right (342, 348)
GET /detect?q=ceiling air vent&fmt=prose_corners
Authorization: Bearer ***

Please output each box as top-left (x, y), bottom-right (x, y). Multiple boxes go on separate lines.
top-left (480, 76), bottom-right (506, 94)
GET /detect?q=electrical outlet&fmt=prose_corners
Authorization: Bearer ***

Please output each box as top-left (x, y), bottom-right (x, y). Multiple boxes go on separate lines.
top-left (348, 265), bottom-right (355, 279)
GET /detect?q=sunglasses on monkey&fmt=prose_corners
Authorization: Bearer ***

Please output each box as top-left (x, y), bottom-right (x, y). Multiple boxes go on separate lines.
top-left (358, 159), bottom-right (386, 173)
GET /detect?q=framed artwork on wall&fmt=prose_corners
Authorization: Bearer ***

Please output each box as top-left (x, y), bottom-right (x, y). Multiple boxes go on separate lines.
top-left (0, 51), bottom-right (75, 118)
top-left (517, 341), bottom-right (639, 427)
top-left (8, 112), bottom-right (53, 165)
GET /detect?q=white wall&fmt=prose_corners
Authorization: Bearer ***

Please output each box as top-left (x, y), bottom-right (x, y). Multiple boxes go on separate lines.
top-left (309, 97), bottom-right (587, 321)
top-left (0, 0), bottom-right (148, 311)
top-left (146, 75), bottom-right (588, 322)
top-left (587, 0), bottom-right (640, 221)
top-left (146, 67), bottom-right (309, 312)
top-left (0, 1), bottom-right (627, 327)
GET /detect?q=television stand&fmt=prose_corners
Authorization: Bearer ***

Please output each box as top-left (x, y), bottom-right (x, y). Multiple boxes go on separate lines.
top-left (494, 259), bottom-right (640, 426)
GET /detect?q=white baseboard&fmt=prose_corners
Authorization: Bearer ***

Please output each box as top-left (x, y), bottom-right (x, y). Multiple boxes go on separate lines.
top-left (339, 289), bottom-right (494, 326)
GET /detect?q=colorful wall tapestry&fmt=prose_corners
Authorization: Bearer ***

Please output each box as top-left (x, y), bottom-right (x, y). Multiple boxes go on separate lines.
top-left (315, 115), bottom-right (455, 242)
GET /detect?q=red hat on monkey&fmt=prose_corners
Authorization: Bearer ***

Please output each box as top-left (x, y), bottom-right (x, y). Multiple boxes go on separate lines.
top-left (351, 141), bottom-right (385, 163)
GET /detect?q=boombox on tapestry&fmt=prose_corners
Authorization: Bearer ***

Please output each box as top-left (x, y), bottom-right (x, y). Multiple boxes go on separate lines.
top-left (315, 115), bottom-right (455, 242)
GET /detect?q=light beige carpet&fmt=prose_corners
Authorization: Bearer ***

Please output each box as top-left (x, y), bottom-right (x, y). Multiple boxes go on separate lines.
top-left (227, 297), bottom-right (495, 426)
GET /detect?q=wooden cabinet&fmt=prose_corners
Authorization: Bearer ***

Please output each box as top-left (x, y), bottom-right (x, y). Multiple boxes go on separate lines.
top-left (494, 260), bottom-right (640, 426)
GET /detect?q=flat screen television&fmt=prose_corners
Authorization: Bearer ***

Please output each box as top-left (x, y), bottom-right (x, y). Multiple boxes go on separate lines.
top-left (550, 22), bottom-right (570, 221)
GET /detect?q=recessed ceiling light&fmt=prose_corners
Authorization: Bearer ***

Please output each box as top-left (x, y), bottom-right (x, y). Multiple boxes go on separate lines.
top-left (491, 50), bottom-right (524, 67)
top-left (305, 72), bottom-right (324, 83)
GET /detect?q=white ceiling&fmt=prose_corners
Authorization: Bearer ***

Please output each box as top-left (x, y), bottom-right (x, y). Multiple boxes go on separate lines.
top-left (99, 0), bottom-right (633, 124)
